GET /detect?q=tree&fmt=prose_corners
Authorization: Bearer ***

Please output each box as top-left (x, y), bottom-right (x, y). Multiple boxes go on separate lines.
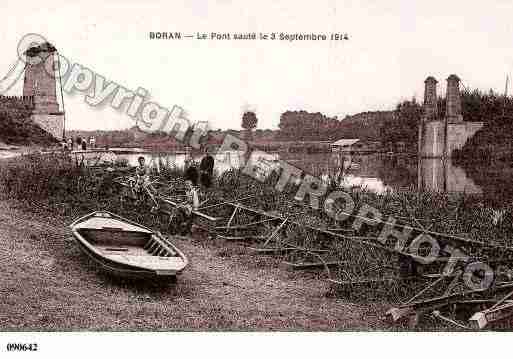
top-left (241, 111), bottom-right (258, 140)
top-left (379, 98), bottom-right (422, 152)
top-left (242, 111), bottom-right (258, 130)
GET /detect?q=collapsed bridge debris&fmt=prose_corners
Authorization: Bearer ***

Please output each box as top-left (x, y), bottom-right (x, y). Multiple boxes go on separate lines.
top-left (113, 173), bottom-right (513, 329)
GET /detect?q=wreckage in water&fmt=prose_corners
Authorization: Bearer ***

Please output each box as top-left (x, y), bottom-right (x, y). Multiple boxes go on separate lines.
top-left (70, 211), bottom-right (188, 279)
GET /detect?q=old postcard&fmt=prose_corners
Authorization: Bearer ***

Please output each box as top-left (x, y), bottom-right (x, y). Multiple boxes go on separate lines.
top-left (1, 0), bottom-right (512, 357)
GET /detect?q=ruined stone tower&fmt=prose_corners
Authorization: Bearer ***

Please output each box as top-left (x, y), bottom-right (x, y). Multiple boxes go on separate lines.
top-left (23, 42), bottom-right (64, 139)
top-left (445, 74), bottom-right (463, 123)
top-left (418, 74), bottom-right (483, 158)
top-left (423, 76), bottom-right (438, 120)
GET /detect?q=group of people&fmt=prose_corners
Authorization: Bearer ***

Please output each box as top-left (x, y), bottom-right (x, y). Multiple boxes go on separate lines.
top-left (61, 136), bottom-right (96, 151)
top-left (133, 147), bottom-right (215, 235)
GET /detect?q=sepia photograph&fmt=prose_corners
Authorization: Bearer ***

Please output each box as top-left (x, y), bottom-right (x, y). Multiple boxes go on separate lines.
top-left (1, 0), bottom-right (512, 357)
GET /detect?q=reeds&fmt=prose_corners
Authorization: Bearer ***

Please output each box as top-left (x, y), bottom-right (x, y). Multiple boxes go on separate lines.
top-left (1, 152), bottom-right (512, 303)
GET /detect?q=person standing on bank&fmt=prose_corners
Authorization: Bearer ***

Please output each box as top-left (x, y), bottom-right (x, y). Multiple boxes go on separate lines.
top-left (199, 146), bottom-right (215, 188)
top-left (176, 179), bottom-right (199, 235)
top-left (184, 158), bottom-right (199, 187)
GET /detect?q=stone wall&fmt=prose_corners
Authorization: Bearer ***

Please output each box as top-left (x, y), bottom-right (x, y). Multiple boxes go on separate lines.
top-left (445, 122), bottom-right (483, 155)
top-left (423, 77), bottom-right (438, 120)
top-left (23, 43), bottom-right (59, 114)
top-left (31, 113), bottom-right (64, 140)
top-left (445, 75), bottom-right (463, 123)
top-left (420, 121), bottom-right (484, 158)
top-left (22, 42), bottom-right (63, 140)
top-left (419, 74), bottom-right (483, 158)
top-left (0, 95), bottom-right (34, 109)
top-left (419, 120), bottom-right (446, 158)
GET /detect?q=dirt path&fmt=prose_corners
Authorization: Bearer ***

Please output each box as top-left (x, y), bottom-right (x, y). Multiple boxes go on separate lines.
top-left (0, 200), bottom-right (392, 330)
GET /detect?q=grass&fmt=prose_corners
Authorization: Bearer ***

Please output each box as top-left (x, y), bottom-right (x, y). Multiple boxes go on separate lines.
top-left (1, 152), bottom-right (513, 324)
top-left (0, 199), bottom-right (386, 331)
top-left (2, 152), bottom-right (512, 266)
top-left (0, 110), bottom-right (58, 146)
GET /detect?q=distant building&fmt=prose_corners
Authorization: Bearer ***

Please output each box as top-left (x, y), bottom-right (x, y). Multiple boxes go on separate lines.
top-left (395, 141), bottom-right (407, 153)
top-left (331, 139), bottom-right (381, 153)
top-left (331, 139), bottom-right (360, 152)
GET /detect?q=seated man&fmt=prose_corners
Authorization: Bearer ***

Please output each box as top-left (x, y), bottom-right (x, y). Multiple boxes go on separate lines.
top-left (135, 156), bottom-right (150, 187)
top-left (131, 156), bottom-right (149, 197)
top-left (132, 156), bottom-right (158, 210)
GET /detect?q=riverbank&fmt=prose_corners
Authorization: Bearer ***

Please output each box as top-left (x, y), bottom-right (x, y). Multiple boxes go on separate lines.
top-left (1, 152), bottom-right (512, 330)
top-left (0, 144), bottom-right (24, 159)
top-left (0, 199), bottom-right (392, 330)
top-left (0, 143), bottom-right (59, 160)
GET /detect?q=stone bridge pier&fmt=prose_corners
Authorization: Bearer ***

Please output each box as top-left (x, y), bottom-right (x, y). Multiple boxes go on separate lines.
top-left (23, 42), bottom-right (64, 140)
top-left (418, 74), bottom-right (483, 158)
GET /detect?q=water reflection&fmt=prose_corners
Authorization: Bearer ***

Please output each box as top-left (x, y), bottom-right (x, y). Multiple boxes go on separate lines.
top-left (74, 149), bottom-right (512, 205)
top-left (73, 150), bottom-right (248, 175)
top-left (418, 159), bottom-right (481, 194)
top-left (282, 152), bottom-right (511, 205)
top-left (339, 175), bottom-right (390, 193)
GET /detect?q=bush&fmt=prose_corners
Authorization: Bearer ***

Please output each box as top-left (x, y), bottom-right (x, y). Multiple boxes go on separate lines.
top-left (0, 152), bottom-right (119, 218)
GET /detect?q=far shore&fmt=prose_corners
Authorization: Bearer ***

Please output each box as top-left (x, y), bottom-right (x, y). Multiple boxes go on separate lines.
top-left (0, 146), bottom-right (24, 159)
top-left (0, 144), bottom-right (58, 159)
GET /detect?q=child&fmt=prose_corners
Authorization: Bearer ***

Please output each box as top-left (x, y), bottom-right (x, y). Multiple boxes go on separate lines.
top-left (132, 156), bottom-right (158, 210)
top-left (135, 156), bottom-right (150, 187)
top-left (175, 180), bottom-right (199, 235)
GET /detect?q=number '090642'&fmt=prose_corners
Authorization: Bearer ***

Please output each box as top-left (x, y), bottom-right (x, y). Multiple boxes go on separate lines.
top-left (6, 343), bottom-right (38, 351)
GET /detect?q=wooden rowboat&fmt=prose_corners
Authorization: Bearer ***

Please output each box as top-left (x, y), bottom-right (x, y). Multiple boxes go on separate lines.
top-left (70, 211), bottom-right (188, 279)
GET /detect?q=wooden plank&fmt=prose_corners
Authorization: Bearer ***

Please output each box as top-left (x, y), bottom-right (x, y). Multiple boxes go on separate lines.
top-left (469, 302), bottom-right (513, 329)
top-left (328, 277), bottom-right (415, 287)
top-left (326, 228), bottom-right (356, 232)
top-left (247, 247), bottom-right (294, 254)
top-left (387, 307), bottom-right (414, 322)
top-left (402, 275), bottom-right (446, 305)
top-left (246, 247), bottom-right (331, 254)
top-left (390, 283), bottom-right (513, 323)
top-left (282, 261), bottom-right (346, 270)
top-left (432, 310), bottom-right (470, 329)
top-left (228, 204), bottom-right (422, 259)
top-left (489, 288), bottom-right (513, 310)
top-left (228, 203), bottom-right (513, 264)
top-left (198, 195), bottom-right (258, 211)
top-left (227, 202), bottom-right (513, 251)
top-left (215, 217), bottom-right (280, 230)
top-left (225, 205), bottom-right (239, 231)
top-left (262, 217), bottom-right (289, 247)
top-left (216, 234), bottom-right (266, 241)
top-left (158, 197), bottom-right (221, 222)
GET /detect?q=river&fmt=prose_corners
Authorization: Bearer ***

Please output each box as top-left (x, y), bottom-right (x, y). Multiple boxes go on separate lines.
top-left (73, 149), bottom-right (513, 207)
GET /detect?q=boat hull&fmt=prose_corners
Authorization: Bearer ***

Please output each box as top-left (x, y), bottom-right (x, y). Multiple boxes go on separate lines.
top-left (70, 211), bottom-right (189, 280)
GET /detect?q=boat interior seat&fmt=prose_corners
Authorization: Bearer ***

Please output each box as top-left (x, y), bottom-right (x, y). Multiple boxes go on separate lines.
top-left (143, 236), bottom-right (176, 257)
top-left (79, 228), bottom-right (151, 247)
top-left (78, 224), bottom-right (177, 258)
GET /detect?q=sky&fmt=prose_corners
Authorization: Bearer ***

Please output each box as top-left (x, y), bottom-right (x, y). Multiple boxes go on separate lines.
top-left (1, 0), bottom-right (512, 130)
